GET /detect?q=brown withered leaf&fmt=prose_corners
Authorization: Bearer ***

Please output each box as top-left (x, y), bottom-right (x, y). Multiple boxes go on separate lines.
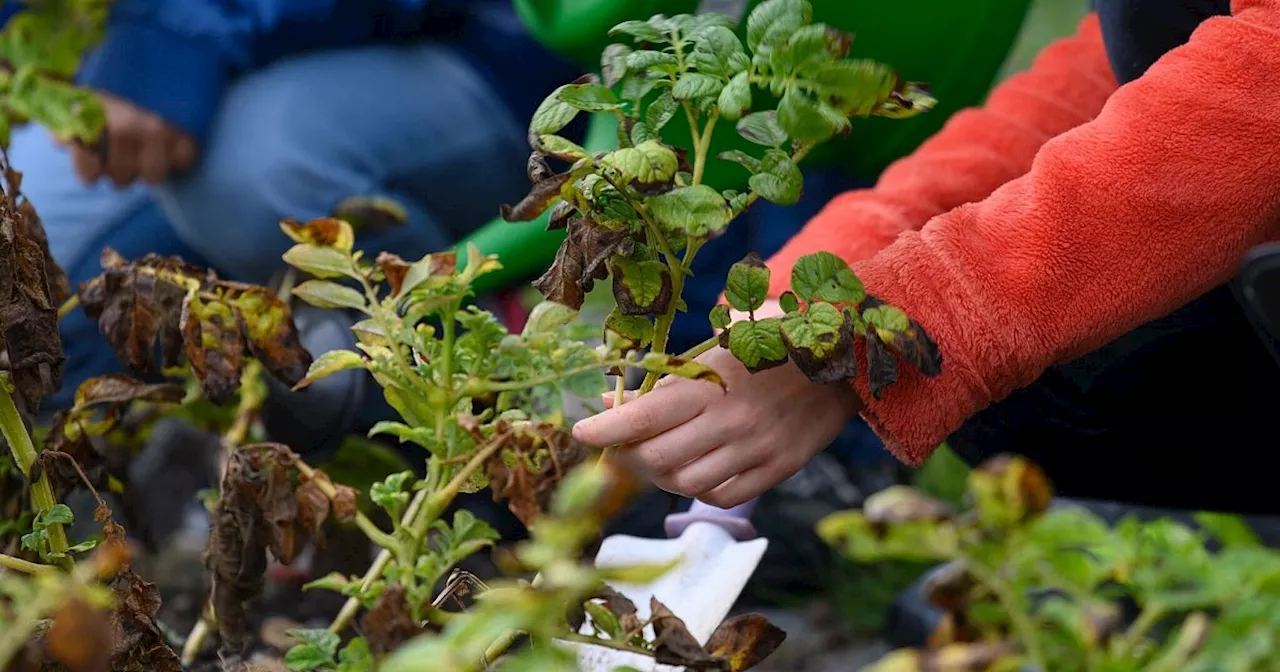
top-left (970, 454), bottom-right (1053, 520)
top-left (921, 560), bottom-right (974, 613)
top-left (208, 443), bottom-right (300, 667)
top-left (47, 598), bottom-right (113, 672)
top-left (230, 286), bottom-right (312, 387)
top-left (547, 200), bottom-right (575, 231)
top-left (500, 163), bottom-right (573, 222)
top-left (105, 564), bottom-right (182, 672)
top-left (376, 252), bottom-right (412, 296)
top-left (650, 598), bottom-right (728, 670)
top-left (533, 216), bottom-right (630, 310)
top-left (1, 170), bottom-right (66, 408)
top-left (485, 421), bottom-right (590, 526)
top-left (295, 479), bottom-right (329, 542)
top-left (361, 584), bottom-right (425, 656)
top-left (782, 308), bottom-right (858, 384)
top-left (279, 217), bottom-right (354, 250)
top-left (80, 249), bottom-right (206, 374)
top-left (332, 483), bottom-right (359, 523)
top-left (865, 328), bottom-right (897, 400)
top-left (181, 293), bottom-right (245, 403)
top-left (704, 613), bottom-right (787, 672)
top-left (594, 586), bottom-right (643, 635)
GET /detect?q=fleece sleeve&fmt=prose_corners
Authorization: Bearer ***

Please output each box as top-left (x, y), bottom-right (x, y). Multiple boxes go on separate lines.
top-left (76, 0), bottom-right (431, 144)
top-left (765, 14), bottom-right (1118, 297)
top-left (847, 0), bottom-right (1280, 465)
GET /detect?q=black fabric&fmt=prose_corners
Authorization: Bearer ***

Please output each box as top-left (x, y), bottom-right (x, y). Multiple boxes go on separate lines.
top-left (950, 0), bottom-right (1280, 514)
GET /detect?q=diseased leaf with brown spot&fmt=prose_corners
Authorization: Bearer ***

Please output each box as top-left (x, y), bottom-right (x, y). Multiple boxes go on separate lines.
top-left (611, 256), bottom-right (672, 316)
top-left (180, 293), bottom-right (245, 404)
top-left (361, 584), bottom-right (425, 656)
top-left (547, 200), bottom-right (575, 231)
top-left (650, 598), bottom-right (728, 670)
top-left (863, 486), bottom-right (954, 526)
top-left (72, 374), bottom-right (184, 410)
top-left (969, 454), bottom-right (1053, 523)
top-left (230, 286), bottom-right (313, 388)
top-left (533, 217), bottom-right (630, 310)
top-left (500, 159), bottom-right (574, 222)
top-left (780, 303), bottom-right (857, 384)
top-left (1, 167), bottom-right (67, 408)
top-left (47, 598), bottom-right (113, 672)
top-left (594, 586), bottom-right (643, 635)
top-left (862, 295), bottom-right (942, 378)
top-left (638, 353), bottom-right (726, 389)
top-left (705, 613), bottom-right (787, 671)
top-left (485, 421), bottom-right (591, 526)
top-left (279, 217), bottom-right (354, 252)
top-left (865, 327), bottom-right (897, 400)
top-left (921, 560), bottom-right (974, 613)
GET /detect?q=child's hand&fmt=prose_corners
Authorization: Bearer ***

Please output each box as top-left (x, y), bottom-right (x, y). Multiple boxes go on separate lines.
top-left (573, 300), bottom-right (864, 507)
top-left (69, 92), bottom-right (197, 187)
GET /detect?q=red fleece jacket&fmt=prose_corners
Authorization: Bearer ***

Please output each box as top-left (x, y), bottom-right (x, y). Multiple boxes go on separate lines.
top-left (765, 3), bottom-right (1280, 465)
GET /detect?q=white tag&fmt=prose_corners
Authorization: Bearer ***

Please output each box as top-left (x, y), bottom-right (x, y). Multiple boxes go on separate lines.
top-left (696, 0), bottom-right (748, 23)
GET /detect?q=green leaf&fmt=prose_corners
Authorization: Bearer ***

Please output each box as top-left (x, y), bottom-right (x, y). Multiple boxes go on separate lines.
top-left (692, 25), bottom-right (750, 77)
top-left (597, 559), bottom-right (681, 584)
top-left (862, 305), bottom-right (910, 333)
top-left (736, 111), bottom-right (788, 147)
top-left (718, 149), bottom-right (761, 173)
top-left (785, 23), bottom-right (851, 68)
top-left (605, 309), bottom-right (654, 350)
top-left (718, 71), bottom-right (752, 121)
top-left (779, 291), bottom-right (800, 314)
top-left (626, 49), bottom-right (679, 73)
top-left (611, 257), bottom-right (673, 316)
top-left (790, 251), bottom-right (864, 303)
top-left (727, 318), bottom-right (788, 372)
top-left (558, 82), bottom-right (622, 112)
top-left (747, 0), bottom-right (813, 53)
top-left (749, 149), bottom-right (802, 205)
top-left (368, 422), bottom-right (436, 452)
top-left (672, 73), bottom-right (724, 101)
top-left (630, 120), bottom-right (657, 145)
top-left (285, 629), bottom-right (341, 671)
top-left (601, 43), bottom-right (632, 87)
top-left (533, 134), bottom-right (588, 161)
top-left (530, 87), bottom-right (580, 135)
top-left (724, 253), bottom-right (771, 313)
top-left (41, 504), bottom-right (73, 526)
top-left (283, 243), bottom-right (356, 279)
top-left (781, 302), bottom-right (857, 383)
top-left (709, 304), bottom-right (732, 330)
top-left (611, 20), bottom-right (667, 43)
top-left (371, 471), bottom-right (415, 520)
top-left (647, 185), bottom-right (733, 237)
top-left (1194, 512), bottom-right (1261, 548)
top-left (336, 638), bottom-right (374, 672)
top-left (563, 368), bottom-right (608, 398)
top-left (777, 87), bottom-right (848, 144)
top-left (585, 601), bottom-right (624, 639)
top-left (522, 301), bottom-right (578, 336)
top-left (294, 349), bottom-right (365, 390)
top-left (291, 279), bottom-right (367, 311)
top-left (602, 140), bottom-right (679, 185)
top-left (645, 90), bottom-right (680, 131)
top-left (638, 353), bottom-right (726, 389)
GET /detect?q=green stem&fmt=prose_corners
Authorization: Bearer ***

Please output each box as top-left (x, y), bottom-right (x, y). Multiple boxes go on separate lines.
top-left (691, 111), bottom-right (719, 186)
top-left (329, 486), bottom-right (430, 635)
top-left (560, 631), bottom-right (656, 657)
top-left (412, 431), bottom-right (509, 539)
top-left (680, 335), bottom-right (719, 360)
top-left (1115, 603), bottom-right (1165, 656)
top-left (639, 239), bottom-right (704, 394)
top-left (481, 575), bottom-right (546, 662)
top-left (469, 360), bottom-right (628, 393)
top-left (963, 557), bottom-right (1046, 670)
top-left (0, 552), bottom-right (55, 574)
top-left (57, 294), bottom-right (79, 319)
top-left (0, 376), bottom-right (71, 570)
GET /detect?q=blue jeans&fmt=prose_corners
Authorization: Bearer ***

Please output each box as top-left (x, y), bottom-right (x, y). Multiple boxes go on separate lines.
top-left (13, 43), bottom-right (530, 411)
top-left (670, 167), bottom-right (889, 466)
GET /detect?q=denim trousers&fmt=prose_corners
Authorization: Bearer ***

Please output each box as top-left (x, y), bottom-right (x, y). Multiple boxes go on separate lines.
top-left (12, 42), bottom-right (531, 412)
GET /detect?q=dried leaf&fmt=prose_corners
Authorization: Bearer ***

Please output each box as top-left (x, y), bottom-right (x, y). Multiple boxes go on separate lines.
top-left (863, 486), bottom-right (953, 525)
top-left (865, 327), bottom-right (897, 400)
top-left (295, 479), bottom-right (329, 541)
top-left (594, 586), bottom-right (643, 635)
top-left (486, 422), bottom-right (591, 526)
top-left (650, 598), bottom-right (728, 670)
top-left (862, 296), bottom-right (942, 377)
top-left (533, 217), bottom-right (629, 310)
top-left (361, 584), bottom-right (425, 656)
top-left (500, 161), bottom-right (574, 222)
top-left (705, 613), bottom-right (787, 671)
top-left (105, 564), bottom-right (182, 672)
top-left (72, 374), bottom-right (184, 410)
top-left (231, 286), bottom-right (313, 388)
top-left (180, 293), bottom-right (245, 404)
top-left (376, 252), bottom-right (412, 296)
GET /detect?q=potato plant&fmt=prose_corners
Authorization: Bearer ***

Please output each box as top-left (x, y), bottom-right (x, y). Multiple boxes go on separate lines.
top-left (505, 0), bottom-right (942, 391)
top-left (821, 455), bottom-right (1280, 672)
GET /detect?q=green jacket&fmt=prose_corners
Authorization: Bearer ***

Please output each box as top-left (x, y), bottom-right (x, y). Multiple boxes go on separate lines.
top-left (464, 0), bottom-right (1033, 292)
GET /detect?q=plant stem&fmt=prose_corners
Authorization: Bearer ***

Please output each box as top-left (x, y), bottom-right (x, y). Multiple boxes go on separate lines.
top-left (329, 488), bottom-right (430, 634)
top-left (680, 335), bottom-right (719, 360)
top-left (598, 375), bottom-right (628, 466)
top-left (481, 575), bottom-right (546, 662)
top-left (180, 617), bottom-right (212, 665)
top-left (1115, 603), bottom-right (1165, 656)
top-left (470, 360), bottom-right (628, 393)
top-left (0, 551), bottom-right (55, 574)
top-left (57, 294), bottom-right (79, 319)
top-left (560, 631), bottom-right (656, 657)
top-left (413, 432), bottom-right (509, 539)
top-left (639, 239), bottom-right (704, 394)
top-left (0, 376), bottom-right (71, 570)
top-left (963, 556), bottom-right (1046, 670)
top-left (691, 111), bottom-right (719, 186)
